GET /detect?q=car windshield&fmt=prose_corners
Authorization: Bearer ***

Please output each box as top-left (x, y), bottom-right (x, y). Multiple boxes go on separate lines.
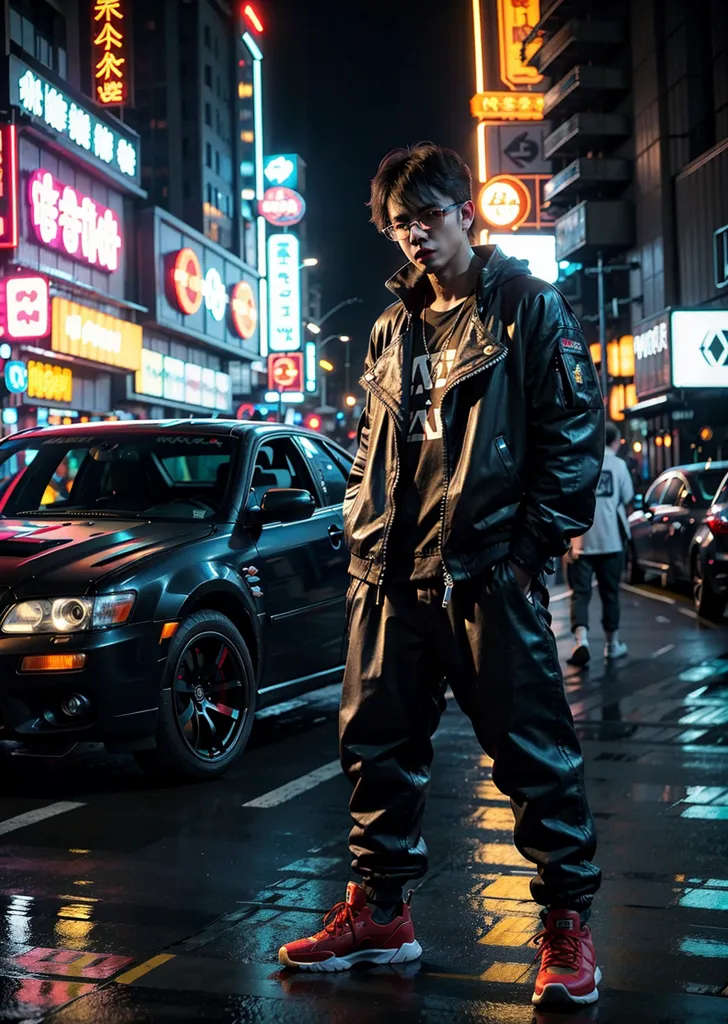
top-left (0, 432), bottom-right (236, 520)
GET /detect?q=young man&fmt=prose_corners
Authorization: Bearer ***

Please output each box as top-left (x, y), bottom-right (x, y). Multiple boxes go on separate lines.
top-left (279, 143), bottom-right (605, 1007)
top-left (568, 422), bottom-right (634, 667)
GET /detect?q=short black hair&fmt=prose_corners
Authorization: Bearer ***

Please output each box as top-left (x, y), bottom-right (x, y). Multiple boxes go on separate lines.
top-left (369, 142), bottom-right (473, 232)
top-left (605, 422), bottom-right (621, 446)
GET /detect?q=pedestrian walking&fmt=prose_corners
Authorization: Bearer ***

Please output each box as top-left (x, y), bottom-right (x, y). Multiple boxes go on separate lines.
top-left (567, 423), bottom-right (635, 667)
top-left (279, 143), bottom-right (605, 1007)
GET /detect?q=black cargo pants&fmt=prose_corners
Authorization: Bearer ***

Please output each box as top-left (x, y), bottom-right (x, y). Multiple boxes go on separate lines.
top-left (339, 559), bottom-right (601, 911)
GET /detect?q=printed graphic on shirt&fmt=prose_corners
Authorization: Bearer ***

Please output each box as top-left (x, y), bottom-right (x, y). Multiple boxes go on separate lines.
top-left (596, 469), bottom-right (614, 498)
top-left (406, 348), bottom-right (457, 443)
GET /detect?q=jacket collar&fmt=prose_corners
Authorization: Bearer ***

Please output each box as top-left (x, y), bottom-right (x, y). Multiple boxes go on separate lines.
top-left (385, 244), bottom-right (508, 319)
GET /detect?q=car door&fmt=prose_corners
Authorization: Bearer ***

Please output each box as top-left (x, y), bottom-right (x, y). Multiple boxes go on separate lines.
top-left (666, 477), bottom-right (699, 580)
top-left (650, 475), bottom-right (683, 572)
top-left (631, 476), bottom-right (667, 568)
top-left (249, 434), bottom-right (349, 690)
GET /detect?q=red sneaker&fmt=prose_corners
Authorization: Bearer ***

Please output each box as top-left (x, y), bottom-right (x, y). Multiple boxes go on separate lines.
top-left (278, 882), bottom-right (422, 972)
top-left (531, 909), bottom-right (601, 1006)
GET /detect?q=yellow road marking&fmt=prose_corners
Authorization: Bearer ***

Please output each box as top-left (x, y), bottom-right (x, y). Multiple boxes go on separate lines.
top-left (479, 915), bottom-right (536, 946)
top-left (116, 954), bottom-right (176, 985)
top-left (473, 842), bottom-right (531, 868)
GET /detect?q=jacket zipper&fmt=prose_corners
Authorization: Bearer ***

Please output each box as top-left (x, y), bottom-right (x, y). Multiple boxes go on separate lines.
top-left (438, 348), bottom-right (508, 607)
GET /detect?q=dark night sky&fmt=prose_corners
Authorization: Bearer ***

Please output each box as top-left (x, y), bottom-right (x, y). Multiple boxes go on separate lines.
top-left (264, 0), bottom-right (475, 378)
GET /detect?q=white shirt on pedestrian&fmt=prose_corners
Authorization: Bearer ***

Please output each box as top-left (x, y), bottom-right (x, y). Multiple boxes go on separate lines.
top-left (572, 447), bottom-right (635, 556)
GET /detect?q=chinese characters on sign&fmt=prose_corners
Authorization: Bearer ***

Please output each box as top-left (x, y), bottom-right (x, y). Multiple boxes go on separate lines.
top-left (13, 60), bottom-right (139, 182)
top-left (268, 352), bottom-right (304, 393)
top-left (92, 0), bottom-right (129, 106)
top-left (27, 360), bottom-right (73, 404)
top-left (28, 170), bottom-right (122, 272)
top-left (0, 275), bottom-right (50, 340)
top-left (470, 91), bottom-right (545, 122)
top-left (496, 0), bottom-right (543, 90)
top-left (267, 233), bottom-right (301, 353)
top-left (51, 297), bottom-right (142, 371)
top-left (258, 187), bottom-right (306, 227)
top-left (478, 175), bottom-right (531, 229)
top-left (0, 125), bottom-right (19, 249)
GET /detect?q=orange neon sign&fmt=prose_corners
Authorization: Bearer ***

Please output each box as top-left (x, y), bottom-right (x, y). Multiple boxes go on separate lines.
top-left (243, 4), bottom-right (264, 32)
top-left (92, 0), bottom-right (128, 106)
top-left (470, 91), bottom-right (544, 122)
top-left (496, 0), bottom-right (543, 90)
top-left (171, 248), bottom-right (203, 315)
top-left (478, 175), bottom-right (532, 230)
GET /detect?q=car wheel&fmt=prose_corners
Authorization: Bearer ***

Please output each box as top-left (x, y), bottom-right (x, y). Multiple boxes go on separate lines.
top-left (692, 556), bottom-right (727, 623)
top-left (626, 543), bottom-right (645, 584)
top-left (134, 610), bottom-right (255, 782)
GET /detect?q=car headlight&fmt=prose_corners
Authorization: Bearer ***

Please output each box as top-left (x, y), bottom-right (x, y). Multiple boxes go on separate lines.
top-left (1, 593), bottom-right (135, 635)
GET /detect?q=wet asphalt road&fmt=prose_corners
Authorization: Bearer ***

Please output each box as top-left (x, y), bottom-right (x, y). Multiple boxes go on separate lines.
top-left (0, 581), bottom-right (726, 1023)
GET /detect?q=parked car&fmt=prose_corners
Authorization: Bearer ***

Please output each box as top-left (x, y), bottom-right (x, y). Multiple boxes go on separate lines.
top-left (0, 420), bottom-right (353, 780)
top-left (690, 469), bottom-right (728, 621)
top-left (628, 461), bottom-right (728, 607)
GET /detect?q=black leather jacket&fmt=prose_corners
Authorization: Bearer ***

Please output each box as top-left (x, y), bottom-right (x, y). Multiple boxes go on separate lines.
top-left (343, 246), bottom-right (605, 592)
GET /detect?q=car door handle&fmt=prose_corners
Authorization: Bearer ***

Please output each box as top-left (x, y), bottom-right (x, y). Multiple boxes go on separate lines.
top-left (328, 524), bottom-right (344, 550)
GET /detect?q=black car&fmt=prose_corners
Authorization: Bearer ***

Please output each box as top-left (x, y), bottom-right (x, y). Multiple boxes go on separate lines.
top-left (690, 470), bottom-right (728, 621)
top-left (628, 461), bottom-right (728, 598)
top-left (0, 420), bottom-right (352, 780)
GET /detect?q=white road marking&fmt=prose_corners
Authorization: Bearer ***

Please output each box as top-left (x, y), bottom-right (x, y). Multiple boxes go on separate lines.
top-left (678, 607), bottom-right (719, 628)
top-left (550, 589), bottom-right (572, 603)
top-left (652, 644), bottom-right (675, 658)
top-left (0, 801), bottom-right (85, 836)
top-left (243, 760), bottom-right (341, 808)
top-left (620, 582), bottom-right (676, 605)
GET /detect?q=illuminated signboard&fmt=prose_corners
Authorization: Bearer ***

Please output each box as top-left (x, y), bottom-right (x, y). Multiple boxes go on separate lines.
top-left (672, 310), bottom-right (728, 390)
top-left (4, 361), bottom-right (28, 394)
top-left (490, 232), bottom-right (557, 282)
top-left (267, 233), bottom-right (301, 352)
top-left (258, 186), bottom-right (306, 227)
top-left (496, 0), bottom-right (543, 90)
top-left (51, 297), bottom-right (142, 371)
top-left (11, 57), bottom-right (140, 185)
top-left (0, 125), bottom-right (19, 249)
top-left (135, 348), bottom-right (231, 410)
top-left (28, 170), bottom-right (122, 272)
top-left (230, 281), bottom-right (257, 340)
top-left (470, 91), bottom-right (545, 122)
top-left (0, 274), bottom-right (50, 340)
top-left (27, 359), bottom-right (73, 404)
top-left (167, 249), bottom-right (232, 323)
top-left (478, 175), bottom-right (531, 229)
top-left (305, 340), bottom-right (317, 393)
top-left (268, 352), bottom-right (304, 393)
top-left (263, 154), bottom-right (299, 190)
top-left (92, 0), bottom-right (129, 107)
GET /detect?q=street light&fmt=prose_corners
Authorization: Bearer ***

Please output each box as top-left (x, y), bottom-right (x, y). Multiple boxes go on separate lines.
top-left (319, 359), bottom-right (334, 372)
top-left (305, 321), bottom-right (322, 335)
top-left (301, 257), bottom-right (318, 268)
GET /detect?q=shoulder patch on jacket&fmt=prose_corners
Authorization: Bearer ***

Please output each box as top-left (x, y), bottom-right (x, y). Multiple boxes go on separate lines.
top-left (559, 337), bottom-right (585, 353)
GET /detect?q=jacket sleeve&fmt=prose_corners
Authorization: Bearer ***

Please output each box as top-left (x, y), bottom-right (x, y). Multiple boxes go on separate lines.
top-left (343, 327), bottom-right (378, 520)
top-left (509, 291), bottom-right (605, 576)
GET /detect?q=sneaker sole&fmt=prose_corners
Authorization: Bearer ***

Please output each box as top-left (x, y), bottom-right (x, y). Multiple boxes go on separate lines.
top-left (278, 939), bottom-right (423, 972)
top-left (532, 966), bottom-right (602, 1006)
top-left (567, 647), bottom-right (591, 668)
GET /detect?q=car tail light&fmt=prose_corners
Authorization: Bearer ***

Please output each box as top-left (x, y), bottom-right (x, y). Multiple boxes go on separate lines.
top-left (705, 512), bottom-right (728, 536)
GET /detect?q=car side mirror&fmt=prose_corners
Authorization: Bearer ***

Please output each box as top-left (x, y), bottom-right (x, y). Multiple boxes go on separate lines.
top-left (249, 488), bottom-right (316, 525)
top-left (633, 494), bottom-right (644, 512)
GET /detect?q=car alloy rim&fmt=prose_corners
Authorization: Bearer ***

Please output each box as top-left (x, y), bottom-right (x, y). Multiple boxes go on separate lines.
top-left (173, 631), bottom-right (248, 761)
top-left (693, 567), bottom-right (703, 608)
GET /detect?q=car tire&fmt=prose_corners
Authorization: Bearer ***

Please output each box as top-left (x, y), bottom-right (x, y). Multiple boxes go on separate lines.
top-left (692, 555), bottom-right (727, 623)
top-left (626, 544), bottom-right (645, 584)
top-left (134, 610), bottom-right (256, 782)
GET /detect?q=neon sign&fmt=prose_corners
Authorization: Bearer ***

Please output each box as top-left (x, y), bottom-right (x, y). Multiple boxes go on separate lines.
top-left (136, 349), bottom-right (231, 410)
top-left (478, 175), bottom-right (531, 229)
top-left (27, 360), bottom-right (73, 404)
top-left (92, 0), bottom-right (129, 106)
top-left (230, 281), bottom-right (257, 339)
top-left (4, 361), bottom-right (28, 394)
top-left (0, 275), bottom-right (50, 341)
top-left (268, 353), bottom-right (303, 392)
top-left (51, 297), bottom-right (142, 371)
top-left (470, 91), bottom-right (545, 122)
top-left (496, 0), bottom-right (543, 90)
top-left (28, 170), bottom-right (122, 272)
top-left (259, 187), bottom-right (306, 227)
top-left (171, 248), bottom-right (203, 314)
top-left (13, 59), bottom-right (139, 183)
top-left (0, 125), bottom-right (19, 249)
top-left (267, 233), bottom-right (301, 352)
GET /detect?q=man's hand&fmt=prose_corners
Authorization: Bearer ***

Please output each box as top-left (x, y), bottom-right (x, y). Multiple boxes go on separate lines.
top-left (509, 561), bottom-right (531, 592)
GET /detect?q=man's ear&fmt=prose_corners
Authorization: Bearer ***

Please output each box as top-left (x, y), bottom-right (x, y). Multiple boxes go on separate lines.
top-left (461, 200), bottom-right (475, 235)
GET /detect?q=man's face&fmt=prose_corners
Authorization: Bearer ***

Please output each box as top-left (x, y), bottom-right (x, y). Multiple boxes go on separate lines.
top-left (386, 189), bottom-right (474, 273)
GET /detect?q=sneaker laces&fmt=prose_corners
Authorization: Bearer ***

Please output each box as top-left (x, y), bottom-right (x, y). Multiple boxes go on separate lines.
top-left (321, 900), bottom-right (357, 938)
top-left (532, 927), bottom-right (581, 972)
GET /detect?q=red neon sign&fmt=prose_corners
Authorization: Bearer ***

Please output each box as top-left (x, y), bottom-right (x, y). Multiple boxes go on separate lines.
top-left (92, 0), bottom-right (129, 106)
top-left (28, 170), bottom-right (122, 272)
top-left (0, 275), bottom-right (50, 341)
top-left (243, 4), bottom-right (264, 32)
top-left (0, 124), bottom-right (19, 250)
top-left (230, 280), bottom-right (257, 339)
top-left (170, 248), bottom-right (203, 315)
top-left (268, 352), bottom-right (303, 392)
top-left (259, 187), bottom-right (306, 227)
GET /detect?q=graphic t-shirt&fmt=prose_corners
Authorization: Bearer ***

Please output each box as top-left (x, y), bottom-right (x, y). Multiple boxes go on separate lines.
top-left (389, 297), bottom-right (474, 582)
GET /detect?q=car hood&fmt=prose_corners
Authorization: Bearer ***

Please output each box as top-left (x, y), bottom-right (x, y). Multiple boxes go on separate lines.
top-left (0, 516), bottom-right (215, 597)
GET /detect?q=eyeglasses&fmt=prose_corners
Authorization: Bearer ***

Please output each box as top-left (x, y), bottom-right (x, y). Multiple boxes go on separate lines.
top-left (381, 202), bottom-right (463, 241)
